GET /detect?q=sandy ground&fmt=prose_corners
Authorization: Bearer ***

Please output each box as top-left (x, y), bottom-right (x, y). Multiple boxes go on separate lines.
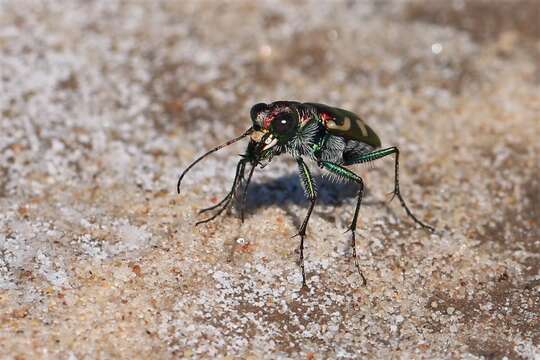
top-left (0, 0), bottom-right (539, 358)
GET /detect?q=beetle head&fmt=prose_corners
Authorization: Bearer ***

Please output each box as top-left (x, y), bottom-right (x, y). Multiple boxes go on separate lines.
top-left (249, 102), bottom-right (299, 151)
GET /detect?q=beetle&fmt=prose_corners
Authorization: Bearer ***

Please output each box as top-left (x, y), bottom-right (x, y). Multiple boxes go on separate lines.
top-left (177, 101), bottom-right (434, 289)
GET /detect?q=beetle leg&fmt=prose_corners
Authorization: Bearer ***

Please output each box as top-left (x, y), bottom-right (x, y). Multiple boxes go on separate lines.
top-left (294, 157), bottom-right (317, 290)
top-left (344, 147), bottom-right (435, 232)
top-left (196, 159), bottom-right (246, 225)
top-left (198, 159), bottom-right (245, 214)
top-left (239, 163), bottom-right (256, 223)
top-left (319, 161), bottom-right (367, 286)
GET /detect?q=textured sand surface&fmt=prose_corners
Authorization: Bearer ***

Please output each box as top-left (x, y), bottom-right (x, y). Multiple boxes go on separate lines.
top-left (0, 1), bottom-right (539, 358)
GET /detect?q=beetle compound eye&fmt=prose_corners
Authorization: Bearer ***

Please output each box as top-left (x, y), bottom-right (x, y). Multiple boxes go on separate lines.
top-left (272, 112), bottom-right (298, 136)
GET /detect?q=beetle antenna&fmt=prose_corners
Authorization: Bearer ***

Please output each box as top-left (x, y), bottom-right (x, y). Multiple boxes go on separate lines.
top-left (177, 128), bottom-right (254, 194)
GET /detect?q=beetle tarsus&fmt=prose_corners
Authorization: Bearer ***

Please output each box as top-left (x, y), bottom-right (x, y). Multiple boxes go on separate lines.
top-left (350, 228), bottom-right (368, 286)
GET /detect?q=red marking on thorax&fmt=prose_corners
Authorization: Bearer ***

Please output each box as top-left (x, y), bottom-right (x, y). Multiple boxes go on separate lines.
top-left (320, 112), bottom-right (334, 123)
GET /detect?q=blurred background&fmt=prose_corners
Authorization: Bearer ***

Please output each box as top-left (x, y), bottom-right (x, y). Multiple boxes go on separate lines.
top-left (0, 0), bottom-right (538, 358)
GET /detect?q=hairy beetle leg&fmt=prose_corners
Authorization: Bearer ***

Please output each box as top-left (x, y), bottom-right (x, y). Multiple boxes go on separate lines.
top-left (319, 160), bottom-right (368, 287)
top-left (345, 147), bottom-right (435, 233)
top-left (291, 198), bottom-right (316, 291)
top-left (292, 158), bottom-right (318, 290)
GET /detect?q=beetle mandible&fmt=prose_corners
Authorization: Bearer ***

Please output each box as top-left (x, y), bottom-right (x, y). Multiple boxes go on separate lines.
top-left (177, 101), bottom-right (434, 289)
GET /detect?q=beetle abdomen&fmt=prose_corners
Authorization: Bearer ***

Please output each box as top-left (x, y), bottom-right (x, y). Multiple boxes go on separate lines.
top-left (343, 140), bottom-right (376, 165)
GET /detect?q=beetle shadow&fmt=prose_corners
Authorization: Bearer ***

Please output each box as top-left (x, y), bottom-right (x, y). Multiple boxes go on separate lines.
top-left (242, 173), bottom-right (387, 229)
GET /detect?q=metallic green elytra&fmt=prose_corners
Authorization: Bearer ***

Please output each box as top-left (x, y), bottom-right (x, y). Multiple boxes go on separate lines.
top-left (177, 101), bottom-right (435, 289)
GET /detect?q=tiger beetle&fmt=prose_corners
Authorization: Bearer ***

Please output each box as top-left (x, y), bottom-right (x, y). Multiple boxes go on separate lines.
top-left (177, 101), bottom-right (435, 289)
